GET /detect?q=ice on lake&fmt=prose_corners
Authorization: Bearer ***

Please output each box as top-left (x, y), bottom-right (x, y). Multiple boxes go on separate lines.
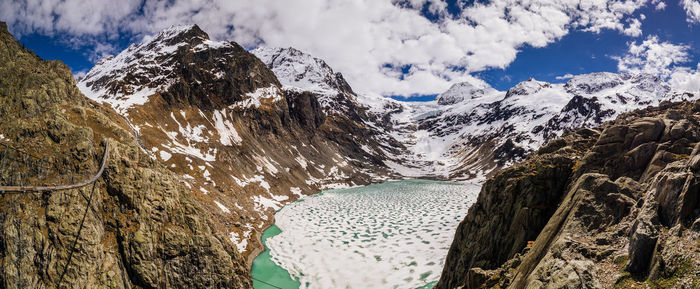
top-left (263, 179), bottom-right (481, 289)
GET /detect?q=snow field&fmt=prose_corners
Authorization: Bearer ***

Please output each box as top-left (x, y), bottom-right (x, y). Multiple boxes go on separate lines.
top-left (264, 180), bottom-right (481, 289)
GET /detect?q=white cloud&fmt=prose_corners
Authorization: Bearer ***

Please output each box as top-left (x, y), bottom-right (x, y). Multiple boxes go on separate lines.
top-left (655, 1), bottom-right (667, 10)
top-left (614, 35), bottom-right (690, 78)
top-left (72, 69), bottom-right (87, 81)
top-left (669, 64), bottom-right (700, 92)
top-left (1, 0), bottom-right (655, 96)
top-left (622, 18), bottom-right (643, 37)
top-left (682, 0), bottom-right (700, 23)
top-left (555, 73), bottom-right (574, 80)
top-left (615, 33), bottom-right (700, 93)
top-left (73, 69), bottom-right (88, 81)
top-left (0, 0), bottom-right (142, 37)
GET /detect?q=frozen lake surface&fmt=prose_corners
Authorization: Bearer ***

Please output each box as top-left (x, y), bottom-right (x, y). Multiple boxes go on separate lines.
top-left (252, 179), bottom-right (481, 289)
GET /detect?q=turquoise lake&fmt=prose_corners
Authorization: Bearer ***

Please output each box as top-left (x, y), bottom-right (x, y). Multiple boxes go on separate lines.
top-left (251, 179), bottom-right (480, 289)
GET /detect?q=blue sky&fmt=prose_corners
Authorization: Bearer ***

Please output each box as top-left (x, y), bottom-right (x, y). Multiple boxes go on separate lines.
top-left (4, 0), bottom-right (700, 101)
top-left (478, 1), bottom-right (700, 90)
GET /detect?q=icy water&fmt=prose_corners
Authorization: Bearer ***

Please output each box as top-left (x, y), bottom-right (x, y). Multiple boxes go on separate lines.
top-left (251, 179), bottom-right (481, 289)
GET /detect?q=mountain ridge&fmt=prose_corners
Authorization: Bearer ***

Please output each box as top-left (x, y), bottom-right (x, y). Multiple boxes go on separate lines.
top-left (3, 21), bottom-right (700, 288)
top-left (77, 24), bottom-right (397, 261)
top-left (75, 25), bottom-right (699, 261)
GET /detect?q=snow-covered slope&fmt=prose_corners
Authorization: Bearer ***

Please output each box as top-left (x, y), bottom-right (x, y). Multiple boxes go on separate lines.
top-left (77, 25), bottom-right (396, 261)
top-left (254, 46), bottom-right (698, 181)
top-left (76, 25), bottom-right (698, 262)
top-left (410, 73), bottom-right (695, 180)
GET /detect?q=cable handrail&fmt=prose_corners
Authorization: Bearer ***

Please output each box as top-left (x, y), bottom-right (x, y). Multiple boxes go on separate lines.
top-left (252, 276), bottom-right (284, 289)
top-left (1, 140), bottom-right (284, 288)
top-left (0, 139), bottom-right (110, 192)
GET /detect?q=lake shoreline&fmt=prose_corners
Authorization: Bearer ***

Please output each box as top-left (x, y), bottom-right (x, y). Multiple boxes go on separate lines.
top-left (250, 179), bottom-right (480, 289)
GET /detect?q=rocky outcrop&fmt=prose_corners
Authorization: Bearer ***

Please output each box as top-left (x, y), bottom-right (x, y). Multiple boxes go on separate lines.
top-left (437, 129), bottom-right (600, 288)
top-left (438, 100), bottom-right (700, 288)
top-left (0, 22), bottom-right (251, 288)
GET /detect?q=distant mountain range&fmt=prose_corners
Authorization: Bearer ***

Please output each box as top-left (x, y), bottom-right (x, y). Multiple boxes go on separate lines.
top-left (76, 24), bottom-right (698, 261)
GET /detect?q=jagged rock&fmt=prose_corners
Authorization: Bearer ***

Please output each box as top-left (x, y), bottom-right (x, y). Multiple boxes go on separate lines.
top-left (438, 100), bottom-right (700, 288)
top-left (627, 216), bottom-right (659, 274)
top-left (464, 267), bottom-right (495, 288)
top-left (629, 118), bottom-right (665, 147)
top-left (0, 23), bottom-right (251, 289)
top-left (437, 131), bottom-right (600, 289)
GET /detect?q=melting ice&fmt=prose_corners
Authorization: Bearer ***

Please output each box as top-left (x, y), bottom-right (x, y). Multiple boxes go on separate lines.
top-left (264, 179), bottom-right (481, 289)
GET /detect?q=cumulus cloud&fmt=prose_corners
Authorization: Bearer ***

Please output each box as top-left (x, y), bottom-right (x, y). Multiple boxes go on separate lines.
top-left (669, 64), bottom-right (700, 92)
top-left (622, 18), bottom-right (643, 37)
top-left (614, 35), bottom-right (690, 78)
top-left (1, 0), bottom-right (655, 96)
top-left (72, 69), bottom-right (88, 81)
top-left (555, 73), bottom-right (574, 80)
top-left (682, 0), bottom-right (700, 23)
top-left (615, 34), bottom-right (700, 93)
top-left (655, 1), bottom-right (667, 10)
top-left (0, 0), bottom-right (142, 37)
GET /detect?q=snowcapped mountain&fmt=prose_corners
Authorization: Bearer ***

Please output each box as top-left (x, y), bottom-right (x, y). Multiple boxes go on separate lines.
top-left (76, 24), bottom-right (697, 263)
top-left (253, 46), bottom-right (698, 181)
top-left (78, 25), bottom-right (280, 114)
top-left (410, 72), bottom-right (695, 180)
top-left (77, 25), bottom-right (396, 261)
top-left (252, 47), bottom-right (353, 97)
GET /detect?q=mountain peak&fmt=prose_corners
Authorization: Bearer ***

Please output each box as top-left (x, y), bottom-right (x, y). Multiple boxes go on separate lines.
top-left (436, 81), bottom-right (492, 105)
top-left (564, 72), bottom-right (627, 94)
top-left (78, 24), bottom-right (279, 113)
top-left (147, 24), bottom-right (209, 47)
top-left (252, 46), bottom-right (354, 97)
top-left (505, 78), bottom-right (550, 98)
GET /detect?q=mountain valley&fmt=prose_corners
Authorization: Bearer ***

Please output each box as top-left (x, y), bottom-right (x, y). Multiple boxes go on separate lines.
top-left (1, 22), bottom-right (699, 288)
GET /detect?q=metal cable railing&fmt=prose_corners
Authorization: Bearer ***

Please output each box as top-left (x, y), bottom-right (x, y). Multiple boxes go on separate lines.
top-left (0, 139), bottom-right (109, 192)
top-left (0, 139), bottom-right (110, 288)
top-left (252, 277), bottom-right (284, 289)
top-left (0, 139), bottom-right (285, 288)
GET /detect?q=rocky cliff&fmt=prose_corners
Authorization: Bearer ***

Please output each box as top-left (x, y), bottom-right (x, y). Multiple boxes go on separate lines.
top-left (437, 100), bottom-right (700, 288)
top-left (0, 22), bottom-right (251, 288)
top-left (78, 25), bottom-right (396, 261)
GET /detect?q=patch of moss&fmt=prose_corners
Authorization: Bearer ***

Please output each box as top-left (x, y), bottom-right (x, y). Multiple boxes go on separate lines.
top-left (614, 255), bottom-right (629, 267)
top-left (617, 257), bottom-right (696, 289)
top-left (647, 257), bottom-right (694, 288)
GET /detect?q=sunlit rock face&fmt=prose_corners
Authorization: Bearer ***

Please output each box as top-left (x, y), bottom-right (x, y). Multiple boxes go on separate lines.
top-left (0, 22), bottom-right (252, 289)
top-left (438, 100), bottom-right (700, 289)
top-left (78, 24), bottom-right (396, 261)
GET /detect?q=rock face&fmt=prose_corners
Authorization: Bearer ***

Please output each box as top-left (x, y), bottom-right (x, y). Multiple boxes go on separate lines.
top-left (437, 100), bottom-right (700, 288)
top-left (0, 22), bottom-right (251, 288)
top-left (78, 25), bottom-right (397, 261)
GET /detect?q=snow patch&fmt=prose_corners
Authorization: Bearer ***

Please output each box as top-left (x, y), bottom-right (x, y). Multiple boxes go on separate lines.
top-left (214, 201), bottom-right (230, 213)
top-left (159, 150), bottom-right (172, 161)
top-left (212, 109), bottom-right (242, 145)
